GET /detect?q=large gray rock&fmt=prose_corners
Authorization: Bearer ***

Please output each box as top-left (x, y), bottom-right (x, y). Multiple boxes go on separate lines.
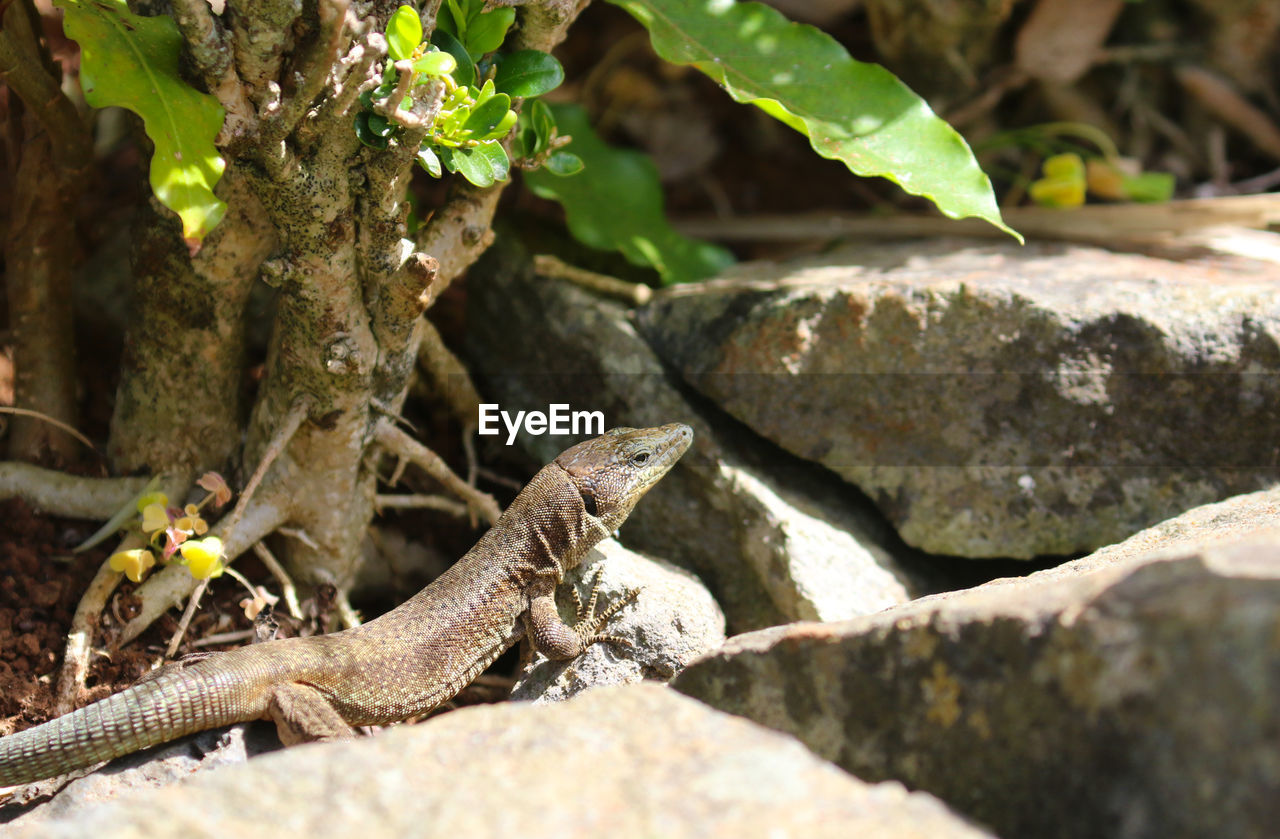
top-left (512, 540), bottom-right (725, 702)
top-left (638, 238), bottom-right (1280, 557)
top-left (674, 530), bottom-right (1280, 839)
top-left (7, 685), bottom-right (996, 839)
top-left (466, 240), bottom-right (915, 632)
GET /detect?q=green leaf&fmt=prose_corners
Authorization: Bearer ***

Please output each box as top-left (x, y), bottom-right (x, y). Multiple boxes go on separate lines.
top-left (483, 108), bottom-right (519, 141)
top-left (355, 112), bottom-right (390, 149)
top-left (463, 90), bottom-right (513, 136)
top-left (1120, 171), bottom-right (1175, 203)
top-left (452, 141), bottom-right (509, 187)
top-left (464, 6), bottom-right (515, 59)
top-left (417, 146), bottom-right (442, 177)
top-left (56, 0), bottom-right (226, 247)
top-left (493, 50), bottom-right (565, 98)
top-left (414, 50), bottom-right (456, 77)
top-left (431, 28), bottom-right (475, 87)
top-left (386, 5), bottom-right (423, 62)
top-left (543, 151), bottom-right (584, 176)
top-left (524, 104), bottom-right (734, 284)
top-left (607, 0), bottom-right (1021, 242)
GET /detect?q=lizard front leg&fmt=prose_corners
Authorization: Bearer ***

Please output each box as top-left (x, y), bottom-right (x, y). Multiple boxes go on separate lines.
top-left (524, 569), bottom-right (640, 660)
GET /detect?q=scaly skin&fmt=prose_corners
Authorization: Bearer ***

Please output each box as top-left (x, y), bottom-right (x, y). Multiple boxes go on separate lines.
top-left (0, 423), bottom-right (692, 786)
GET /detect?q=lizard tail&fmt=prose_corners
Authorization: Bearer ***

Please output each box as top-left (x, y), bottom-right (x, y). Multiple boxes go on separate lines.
top-left (0, 668), bottom-right (248, 786)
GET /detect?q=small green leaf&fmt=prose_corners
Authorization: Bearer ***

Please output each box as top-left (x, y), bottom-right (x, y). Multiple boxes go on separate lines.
top-left (414, 50), bottom-right (456, 77)
top-left (386, 5), bottom-right (423, 62)
top-left (608, 0), bottom-right (1020, 242)
top-left (493, 50), bottom-right (565, 98)
top-left (530, 99), bottom-right (555, 154)
top-left (417, 146), bottom-right (443, 177)
top-left (452, 140), bottom-right (509, 187)
top-left (464, 6), bottom-right (515, 59)
top-left (482, 108), bottom-right (519, 141)
top-left (432, 28), bottom-right (475, 87)
top-left (543, 151), bottom-right (584, 176)
top-left (56, 0), bottom-right (226, 247)
top-left (366, 113), bottom-right (396, 138)
top-left (464, 90), bottom-right (512, 136)
top-left (355, 112), bottom-right (390, 149)
top-left (524, 104), bottom-right (733, 284)
top-left (1119, 171), bottom-right (1175, 203)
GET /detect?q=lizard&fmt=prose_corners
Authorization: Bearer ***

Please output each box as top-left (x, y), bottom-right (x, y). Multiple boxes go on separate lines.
top-left (0, 423), bottom-right (692, 786)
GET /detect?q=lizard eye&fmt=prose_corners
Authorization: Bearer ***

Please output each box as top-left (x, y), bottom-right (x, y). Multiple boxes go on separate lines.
top-left (632, 451), bottom-right (651, 466)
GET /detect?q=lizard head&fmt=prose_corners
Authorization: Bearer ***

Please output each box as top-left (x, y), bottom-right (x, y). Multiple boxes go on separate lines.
top-left (555, 423), bottom-right (693, 536)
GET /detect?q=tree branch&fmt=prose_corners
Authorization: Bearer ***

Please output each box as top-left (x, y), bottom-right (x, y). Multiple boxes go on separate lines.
top-left (0, 463), bottom-right (150, 519)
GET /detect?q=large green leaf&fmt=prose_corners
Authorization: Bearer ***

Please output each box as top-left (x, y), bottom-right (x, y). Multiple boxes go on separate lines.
top-left (524, 104), bottom-right (734, 284)
top-left (607, 0), bottom-right (1021, 241)
top-left (57, 0), bottom-right (226, 248)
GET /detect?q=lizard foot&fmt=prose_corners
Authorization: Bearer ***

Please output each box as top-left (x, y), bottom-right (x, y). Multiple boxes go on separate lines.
top-left (570, 569), bottom-right (641, 649)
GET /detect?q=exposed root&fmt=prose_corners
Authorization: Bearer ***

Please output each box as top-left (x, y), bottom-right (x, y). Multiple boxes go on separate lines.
top-left (165, 578), bottom-right (210, 659)
top-left (375, 493), bottom-right (469, 517)
top-left (373, 420), bottom-right (501, 526)
top-left (226, 394), bottom-right (313, 535)
top-left (0, 463), bottom-right (149, 519)
top-left (252, 540), bottom-right (302, 619)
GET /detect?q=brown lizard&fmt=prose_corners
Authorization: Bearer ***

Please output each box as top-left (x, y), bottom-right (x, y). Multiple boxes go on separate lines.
top-left (0, 423), bottom-right (692, 786)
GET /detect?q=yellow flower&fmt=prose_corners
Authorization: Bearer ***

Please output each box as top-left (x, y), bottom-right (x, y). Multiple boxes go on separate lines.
top-left (140, 502), bottom-right (171, 535)
top-left (1029, 152), bottom-right (1086, 209)
top-left (179, 537), bottom-right (225, 579)
top-left (109, 548), bottom-right (156, 583)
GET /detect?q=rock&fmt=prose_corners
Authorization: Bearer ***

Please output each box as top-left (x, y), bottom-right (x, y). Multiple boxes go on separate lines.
top-left (6, 685), bottom-right (997, 839)
top-left (638, 238), bottom-right (1280, 557)
top-left (512, 540), bottom-right (726, 702)
top-left (466, 239), bottom-right (915, 631)
top-left (673, 531), bottom-right (1280, 839)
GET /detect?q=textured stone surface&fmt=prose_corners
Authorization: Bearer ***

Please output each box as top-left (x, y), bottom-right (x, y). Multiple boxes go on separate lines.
top-left (512, 540), bottom-right (725, 702)
top-left (674, 531), bottom-right (1280, 839)
top-left (638, 238), bottom-right (1280, 557)
top-left (3, 724), bottom-right (279, 828)
top-left (6, 685), bottom-right (996, 839)
top-left (466, 240), bottom-right (914, 631)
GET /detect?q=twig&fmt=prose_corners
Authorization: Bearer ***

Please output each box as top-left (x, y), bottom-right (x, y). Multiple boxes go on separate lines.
top-left (1175, 64), bottom-right (1280, 161)
top-left (252, 540), bottom-right (302, 618)
top-left (476, 466), bottom-right (524, 492)
top-left (226, 394), bottom-right (313, 535)
top-left (0, 463), bottom-right (150, 519)
top-left (375, 493), bottom-right (469, 516)
top-left (192, 628), bottom-right (256, 648)
top-left (165, 578), bottom-right (210, 659)
top-left (673, 195), bottom-right (1280, 248)
top-left (373, 420), bottom-right (501, 526)
top-left (533, 254), bottom-right (653, 306)
top-left (0, 407), bottom-right (96, 453)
